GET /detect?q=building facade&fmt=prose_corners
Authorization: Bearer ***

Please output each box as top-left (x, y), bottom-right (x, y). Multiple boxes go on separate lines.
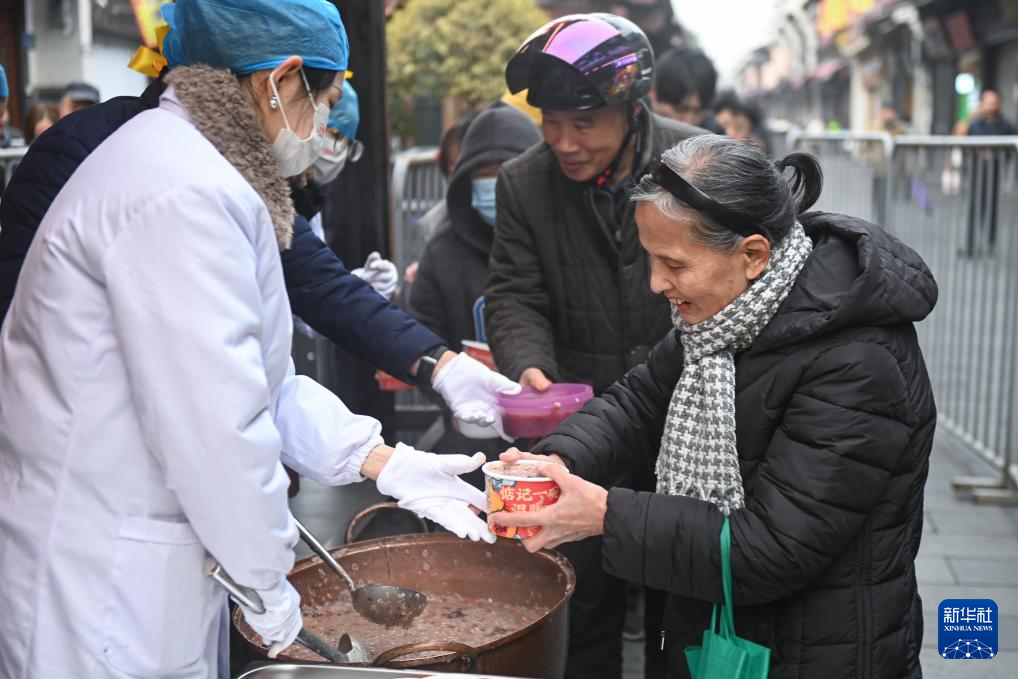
top-left (739, 0), bottom-right (1018, 134)
top-left (1, 0), bottom-right (151, 130)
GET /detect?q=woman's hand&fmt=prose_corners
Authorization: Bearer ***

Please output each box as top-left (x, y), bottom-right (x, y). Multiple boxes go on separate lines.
top-left (499, 447), bottom-right (566, 468)
top-left (489, 462), bottom-right (607, 553)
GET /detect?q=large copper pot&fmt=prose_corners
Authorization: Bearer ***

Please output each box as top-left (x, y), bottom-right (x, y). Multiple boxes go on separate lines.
top-left (234, 533), bottom-right (575, 678)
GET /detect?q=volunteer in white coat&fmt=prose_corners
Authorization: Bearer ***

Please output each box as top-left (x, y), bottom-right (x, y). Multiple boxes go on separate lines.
top-left (0, 2), bottom-right (496, 677)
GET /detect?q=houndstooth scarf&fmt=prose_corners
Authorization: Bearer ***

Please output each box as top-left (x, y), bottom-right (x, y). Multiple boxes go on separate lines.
top-left (655, 222), bottom-right (814, 513)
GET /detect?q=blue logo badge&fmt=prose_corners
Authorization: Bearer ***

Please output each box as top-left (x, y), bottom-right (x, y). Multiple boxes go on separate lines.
top-left (938, 599), bottom-right (997, 659)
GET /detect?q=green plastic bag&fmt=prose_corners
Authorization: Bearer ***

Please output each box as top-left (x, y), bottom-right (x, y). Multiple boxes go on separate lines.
top-left (685, 518), bottom-right (771, 679)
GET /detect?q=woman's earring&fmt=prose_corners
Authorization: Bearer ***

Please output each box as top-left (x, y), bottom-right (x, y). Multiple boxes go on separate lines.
top-left (269, 95), bottom-right (279, 110)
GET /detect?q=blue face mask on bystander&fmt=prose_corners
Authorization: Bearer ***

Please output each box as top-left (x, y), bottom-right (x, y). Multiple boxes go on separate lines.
top-left (471, 177), bottom-right (498, 226)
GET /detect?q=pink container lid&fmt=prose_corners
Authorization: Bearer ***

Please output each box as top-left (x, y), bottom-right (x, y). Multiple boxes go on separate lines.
top-left (497, 384), bottom-right (594, 438)
top-left (497, 383), bottom-right (594, 412)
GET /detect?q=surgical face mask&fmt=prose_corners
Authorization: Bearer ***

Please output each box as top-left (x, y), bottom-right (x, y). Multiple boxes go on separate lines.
top-left (312, 140), bottom-right (349, 186)
top-left (269, 67), bottom-right (329, 177)
top-left (471, 177), bottom-right (497, 226)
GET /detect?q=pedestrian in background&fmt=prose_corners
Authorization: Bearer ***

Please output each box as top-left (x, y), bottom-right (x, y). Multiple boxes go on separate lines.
top-left (967, 88), bottom-right (1016, 135)
top-left (680, 47), bottom-right (724, 134)
top-left (714, 89), bottom-right (771, 153)
top-left (963, 88), bottom-right (1014, 256)
top-left (651, 49), bottom-right (703, 127)
top-left (24, 101), bottom-right (59, 144)
top-left (58, 81), bottom-right (100, 118)
top-left (880, 101), bottom-right (912, 136)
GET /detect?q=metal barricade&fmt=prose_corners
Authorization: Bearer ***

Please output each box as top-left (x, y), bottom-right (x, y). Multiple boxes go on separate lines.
top-left (390, 147), bottom-right (446, 274)
top-left (0, 146), bottom-right (28, 195)
top-left (882, 136), bottom-right (1018, 502)
top-left (764, 123), bottom-right (796, 162)
top-left (790, 131), bottom-right (893, 225)
top-left (389, 147), bottom-right (448, 440)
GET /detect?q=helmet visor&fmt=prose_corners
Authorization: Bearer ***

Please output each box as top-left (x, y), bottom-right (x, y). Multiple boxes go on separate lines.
top-left (507, 15), bottom-right (651, 110)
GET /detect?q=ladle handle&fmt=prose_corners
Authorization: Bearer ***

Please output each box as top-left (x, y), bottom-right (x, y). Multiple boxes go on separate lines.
top-left (296, 629), bottom-right (351, 663)
top-left (208, 561), bottom-right (352, 663)
top-left (208, 562), bottom-right (265, 613)
top-left (293, 518), bottom-right (357, 590)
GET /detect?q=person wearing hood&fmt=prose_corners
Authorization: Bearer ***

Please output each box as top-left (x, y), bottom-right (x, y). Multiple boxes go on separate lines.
top-left (410, 104), bottom-right (541, 466)
top-left (0, 2), bottom-right (502, 676)
top-left (492, 135), bottom-right (938, 679)
top-left (411, 104), bottom-right (541, 353)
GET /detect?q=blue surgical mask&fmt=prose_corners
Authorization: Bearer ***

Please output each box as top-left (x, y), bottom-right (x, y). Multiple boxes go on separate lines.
top-left (471, 177), bottom-right (498, 226)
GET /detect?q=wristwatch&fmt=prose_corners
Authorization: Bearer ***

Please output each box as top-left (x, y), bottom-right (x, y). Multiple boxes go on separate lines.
top-left (413, 344), bottom-right (449, 386)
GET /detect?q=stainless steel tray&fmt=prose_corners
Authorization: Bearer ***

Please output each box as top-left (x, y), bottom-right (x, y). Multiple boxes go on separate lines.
top-left (237, 665), bottom-right (522, 679)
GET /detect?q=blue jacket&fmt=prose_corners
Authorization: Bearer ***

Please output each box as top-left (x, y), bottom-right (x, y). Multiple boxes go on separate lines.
top-left (0, 83), bottom-right (440, 380)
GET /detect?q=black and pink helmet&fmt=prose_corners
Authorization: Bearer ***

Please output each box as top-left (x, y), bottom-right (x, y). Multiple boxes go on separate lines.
top-left (505, 13), bottom-right (654, 112)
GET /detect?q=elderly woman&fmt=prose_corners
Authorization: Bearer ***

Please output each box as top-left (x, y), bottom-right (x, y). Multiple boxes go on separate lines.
top-left (493, 135), bottom-right (937, 678)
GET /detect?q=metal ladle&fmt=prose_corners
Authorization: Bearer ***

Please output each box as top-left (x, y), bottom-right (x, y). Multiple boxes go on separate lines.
top-left (294, 518), bottom-right (427, 628)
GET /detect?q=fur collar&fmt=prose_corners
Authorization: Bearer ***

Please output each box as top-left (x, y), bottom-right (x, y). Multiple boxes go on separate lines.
top-left (165, 65), bottom-right (294, 250)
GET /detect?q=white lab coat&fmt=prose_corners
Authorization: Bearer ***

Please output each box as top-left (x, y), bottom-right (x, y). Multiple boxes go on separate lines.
top-left (0, 88), bottom-right (383, 678)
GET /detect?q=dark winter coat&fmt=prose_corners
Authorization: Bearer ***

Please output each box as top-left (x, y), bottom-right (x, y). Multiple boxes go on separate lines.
top-left (410, 104), bottom-right (541, 349)
top-left (0, 82), bottom-right (441, 380)
top-left (484, 108), bottom-right (704, 394)
top-left (534, 213), bottom-right (938, 679)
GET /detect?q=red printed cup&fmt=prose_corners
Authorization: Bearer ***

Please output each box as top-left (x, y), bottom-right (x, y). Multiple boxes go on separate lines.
top-left (483, 461), bottom-right (561, 540)
top-left (375, 370), bottom-right (413, 392)
top-left (461, 340), bottom-right (498, 372)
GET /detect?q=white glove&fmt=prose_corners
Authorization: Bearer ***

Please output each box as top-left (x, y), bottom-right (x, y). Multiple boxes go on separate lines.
top-left (352, 251), bottom-right (398, 298)
top-left (240, 578), bottom-right (303, 659)
top-left (432, 353), bottom-right (522, 440)
top-left (377, 443), bottom-right (496, 543)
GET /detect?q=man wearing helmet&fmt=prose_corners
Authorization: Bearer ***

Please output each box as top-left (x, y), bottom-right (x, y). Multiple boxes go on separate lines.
top-left (484, 13), bottom-right (704, 678)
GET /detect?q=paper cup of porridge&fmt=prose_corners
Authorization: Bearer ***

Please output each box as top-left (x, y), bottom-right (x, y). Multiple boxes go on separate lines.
top-left (483, 460), bottom-right (561, 540)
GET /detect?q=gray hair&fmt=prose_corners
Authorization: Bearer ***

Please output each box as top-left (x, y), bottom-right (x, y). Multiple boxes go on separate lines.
top-left (632, 135), bottom-right (822, 253)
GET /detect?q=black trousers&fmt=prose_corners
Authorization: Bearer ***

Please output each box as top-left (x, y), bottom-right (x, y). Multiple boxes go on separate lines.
top-left (557, 536), bottom-right (628, 679)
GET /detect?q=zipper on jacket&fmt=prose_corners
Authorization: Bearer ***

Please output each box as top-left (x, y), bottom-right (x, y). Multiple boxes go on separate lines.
top-left (660, 629), bottom-right (666, 651)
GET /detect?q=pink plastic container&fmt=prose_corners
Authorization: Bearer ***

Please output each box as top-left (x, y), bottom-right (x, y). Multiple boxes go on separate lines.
top-left (497, 383), bottom-right (594, 439)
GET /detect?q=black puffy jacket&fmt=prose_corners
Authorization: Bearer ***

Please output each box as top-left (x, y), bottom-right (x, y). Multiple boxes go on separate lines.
top-left (534, 212), bottom-right (938, 679)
